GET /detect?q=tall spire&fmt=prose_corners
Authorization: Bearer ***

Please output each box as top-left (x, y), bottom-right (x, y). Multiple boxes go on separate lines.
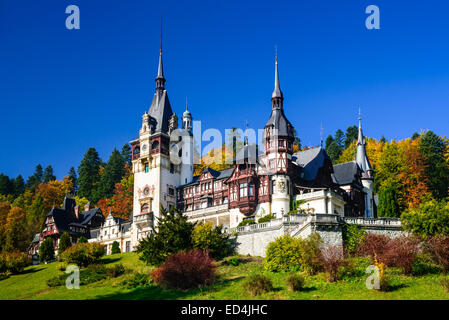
top-left (155, 16), bottom-right (165, 90)
top-left (355, 109), bottom-right (373, 179)
top-left (272, 46), bottom-right (283, 102)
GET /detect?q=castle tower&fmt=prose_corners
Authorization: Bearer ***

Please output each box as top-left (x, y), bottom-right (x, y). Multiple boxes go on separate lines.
top-left (355, 112), bottom-right (375, 218)
top-left (180, 101), bottom-right (194, 185)
top-left (130, 26), bottom-right (182, 247)
top-left (263, 52), bottom-right (295, 217)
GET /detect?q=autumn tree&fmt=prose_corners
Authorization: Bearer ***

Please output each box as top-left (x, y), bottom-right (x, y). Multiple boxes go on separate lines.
top-left (4, 207), bottom-right (27, 251)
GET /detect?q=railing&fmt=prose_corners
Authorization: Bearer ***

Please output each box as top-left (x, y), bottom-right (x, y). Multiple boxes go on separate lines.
top-left (343, 217), bottom-right (401, 227)
top-left (134, 213), bottom-right (152, 224)
top-left (184, 204), bottom-right (229, 219)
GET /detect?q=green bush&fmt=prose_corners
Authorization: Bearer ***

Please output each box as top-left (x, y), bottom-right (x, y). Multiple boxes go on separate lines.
top-left (78, 236), bottom-right (87, 244)
top-left (60, 242), bottom-right (105, 267)
top-left (111, 241), bottom-right (121, 255)
top-left (237, 219), bottom-right (256, 227)
top-left (243, 274), bottom-right (273, 296)
top-left (224, 256), bottom-right (240, 266)
top-left (285, 273), bottom-right (305, 292)
top-left (0, 252), bottom-right (30, 274)
top-left (342, 224), bottom-right (366, 256)
top-left (47, 264), bottom-right (108, 287)
top-left (39, 238), bottom-right (55, 263)
top-left (192, 222), bottom-right (234, 260)
top-left (258, 215), bottom-right (274, 223)
top-left (106, 263), bottom-right (126, 278)
top-left (339, 257), bottom-right (372, 279)
top-left (264, 233), bottom-right (322, 274)
top-left (121, 272), bottom-right (150, 289)
top-left (401, 199), bottom-right (449, 237)
top-left (58, 232), bottom-right (72, 256)
top-left (411, 254), bottom-right (442, 276)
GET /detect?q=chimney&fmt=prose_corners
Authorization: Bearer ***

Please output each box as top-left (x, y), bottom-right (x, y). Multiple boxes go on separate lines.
top-left (74, 205), bottom-right (79, 220)
top-left (84, 203), bottom-right (91, 212)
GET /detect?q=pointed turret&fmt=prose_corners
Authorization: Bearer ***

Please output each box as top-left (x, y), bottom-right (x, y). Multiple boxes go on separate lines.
top-left (155, 19), bottom-right (166, 91)
top-left (355, 112), bottom-right (374, 180)
top-left (271, 51), bottom-right (284, 109)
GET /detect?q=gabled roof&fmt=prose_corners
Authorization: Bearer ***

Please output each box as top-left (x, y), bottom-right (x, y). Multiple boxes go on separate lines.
top-left (332, 161), bottom-right (358, 185)
top-left (265, 108), bottom-right (293, 137)
top-left (178, 167), bottom-right (234, 187)
top-left (79, 208), bottom-right (102, 225)
top-left (293, 147), bottom-right (331, 181)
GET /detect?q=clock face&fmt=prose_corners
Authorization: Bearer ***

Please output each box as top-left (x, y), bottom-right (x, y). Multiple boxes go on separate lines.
top-left (143, 187), bottom-right (149, 195)
top-left (142, 144), bottom-right (147, 151)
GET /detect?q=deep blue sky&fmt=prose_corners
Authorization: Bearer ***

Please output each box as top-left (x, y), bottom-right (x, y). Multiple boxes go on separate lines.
top-left (1, 0), bottom-right (449, 180)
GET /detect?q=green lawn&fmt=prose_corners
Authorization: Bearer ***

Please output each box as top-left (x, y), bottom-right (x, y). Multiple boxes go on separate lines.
top-left (0, 252), bottom-right (448, 300)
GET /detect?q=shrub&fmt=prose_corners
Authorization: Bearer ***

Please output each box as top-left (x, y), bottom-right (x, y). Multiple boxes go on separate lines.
top-left (39, 238), bottom-right (55, 263)
top-left (227, 256), bottom-right (240, 266)
top-left (121, 272), bottom-right (150, 289)
top-left (381, 236), bottom-right (420, 275)
top-left (342, 224), bottom-right (366, 256)
top-left (264, 234), bottom-right (322, 274)
top-left (58, 232), bottom-right (72, 256)
top-left (319, 246), bottom-right (345, 282)
top-left (243, 274), bottom-right (273, 296)
top-left (425, 236), bottom-right (449, 273)
top-left (192, 222), bottom-right (234, 260)
top-left (111, 241), bottom-right (121, 255)
top-left (106, 263), bottom-right (126, 278)
top-left (339, 256), bottom-right (372, 279)
top-left (61, 242), bottom-right (105, 267)
top-left (151, 250), bottom-right (216, 290)
top-left (401, 199), bottom-right (449, 237)
top-left (78, 236), bottom-right (87, 244)
top-left (57, 263), bottom-right (67, 272)
top-left (412, 254), bottom-right (442, 276)
top-left (237, 219), bottom-right (256, 227)
top-left (357, 233), bottom-right (390, 259)
top-left (285, 273), bottom-right (305, 292)
top-left (0, 252), bottom-right (30, 274)
top-left (258, 214), bottom-right (275, 223)
top-left (136, 207), bottom-right (195, 266)
top-left (440, 277), bottom-right (449, 293)
top-left (47, 263), bottom-right (108, 287)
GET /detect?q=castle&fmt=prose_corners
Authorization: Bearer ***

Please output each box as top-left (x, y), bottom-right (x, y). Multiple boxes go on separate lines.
top-left (30, 40), bottom-right (403, 258)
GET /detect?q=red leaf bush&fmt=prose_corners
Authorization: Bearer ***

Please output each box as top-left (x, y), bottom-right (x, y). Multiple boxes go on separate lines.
top-left (425, 236), bottom-right (449, 273)
top-left (381, 236), bottom-right (420, 275)
top-left (151, 250), bottom-right (216, 290)
top-left (357, 234), bottom-right (390, 259)
top-left (319, 245), bottom-right (345, 282)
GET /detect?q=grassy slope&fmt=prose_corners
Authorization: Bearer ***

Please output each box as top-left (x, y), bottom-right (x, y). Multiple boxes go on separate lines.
top-left (0, 253), bottom-right (448, 300)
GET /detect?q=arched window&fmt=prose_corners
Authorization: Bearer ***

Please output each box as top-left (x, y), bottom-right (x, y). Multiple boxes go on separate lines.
top-left (152, 141), bottom-right (159, 151)
top-left (133, 147), bottom-right (140, 155)
top-left (141, 203), bottom-right (149, 213)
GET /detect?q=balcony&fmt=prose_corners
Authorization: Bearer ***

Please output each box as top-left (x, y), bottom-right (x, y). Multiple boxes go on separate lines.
top-left (134, 212), bottom-right (153, 228)
top-left (184, 204), bottom-right (229, 220)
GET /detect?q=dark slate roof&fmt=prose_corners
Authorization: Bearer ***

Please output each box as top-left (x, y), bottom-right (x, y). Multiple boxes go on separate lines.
top-left (265, 108), bottom-right (294, 137)
top-left (79, 208), bottom-right (102, 225)
top-left (49, 207), bottom-right (75, 234)
top-left (148, 90), bottom-right (173, 134)
top-left (293, 147), bottom-right (331, 181)
top-left (178, 167), bottom-right (234, 187)
top-left (332, 161), bottom-right (358, 185)
top-left (121, 222), bottom-right (132, 233)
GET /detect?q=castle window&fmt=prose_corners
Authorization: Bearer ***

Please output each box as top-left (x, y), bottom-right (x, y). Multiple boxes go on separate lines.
top-left (223, 196), bottom-right (228, 204)
top-left (249, 182), bottom-right (255, 196)
top-left (170, 163), bottom-right (174, 173)
top-left (133, 147), bottom-right (140, 155)
top-left (168, 187), bottom-right (175, 196)
top-left (152, 141), bottom-right (159, 151)
top-left (239, 183), bottom-right (248, 197)
top-left (144, 162), bottom-right (149, 173)
top-left (141, 203), bottom-right (149, 214)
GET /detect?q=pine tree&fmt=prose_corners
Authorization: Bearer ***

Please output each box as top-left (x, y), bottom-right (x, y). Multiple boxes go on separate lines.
top-left (344, 125), bottom-right (358, 149)
top-left (325, 135), bottom-right (334, 150)
top-left (68, 167), bottom-right (78, 195)
top-left (326, 141), bottom-right (342, 163)
top-left (77, 148), bottom-right (101, 202)
top-left (111, 241), bottom-right (121, 254)
top-left (136, 206), bottom-right (195, 266)
top-left (39, 238), bottom-right (55, 263)
top-left (0, 174), bottom-right (13, 196)
top-left (335, 129), bottom-right (345, 149)
top-left (418, 131), bottom-right (449, 200)
top-left (377, 185), bottom-right (401, 218)
top-left (121, 144), bottom-right (132, 165)
top-left (58, 232), bottom-right (72, 255)
top-left (26, 164), bottom-right (43, 191)
top-left (13, 175), bottom-right (25, 197)
top-left (97, 148), bottom-right (125, 200)
top-left (42, 165), bottom-right (56, 183)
